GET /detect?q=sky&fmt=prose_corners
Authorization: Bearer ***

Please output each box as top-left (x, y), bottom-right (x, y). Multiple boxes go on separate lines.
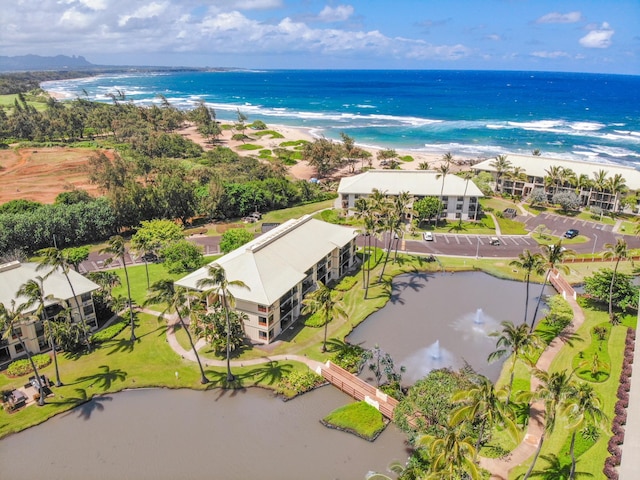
top-left (2, 0), bottom-right (639, 74)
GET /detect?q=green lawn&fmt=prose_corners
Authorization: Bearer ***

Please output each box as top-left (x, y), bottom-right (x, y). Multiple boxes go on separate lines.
top-left (322, 401), bottom-right (387, 440)
top-left (110, 262), bottom-right (184, 307)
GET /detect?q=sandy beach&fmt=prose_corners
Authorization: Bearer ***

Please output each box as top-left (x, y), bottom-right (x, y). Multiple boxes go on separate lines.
top-left (177, 120), bottom-right (462, 182)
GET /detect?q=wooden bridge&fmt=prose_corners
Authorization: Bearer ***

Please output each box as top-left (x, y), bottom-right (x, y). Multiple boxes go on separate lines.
top-left (317, 361), bottom-right (399, 420)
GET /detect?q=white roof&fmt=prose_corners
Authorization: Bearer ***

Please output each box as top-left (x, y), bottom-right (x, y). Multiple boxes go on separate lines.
top-left (176, 216), bottom-right (358, 306)
top-left (473, 154), bottom-right (640, 190)
top-left (337, 170), bottom-right (483, 197)
top-left (0, 261), bottom-right (99, 313)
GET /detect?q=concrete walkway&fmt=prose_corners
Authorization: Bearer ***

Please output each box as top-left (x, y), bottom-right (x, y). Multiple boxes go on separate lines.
top-left (141, 308), bottom-right (325, 373)
top-left (478, 281), bottom-right (585, 479)
top-left (618, 319), bottom-right (639, 478)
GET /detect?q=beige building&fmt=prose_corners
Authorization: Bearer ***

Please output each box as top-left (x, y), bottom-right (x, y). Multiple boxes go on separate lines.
top-left (0, 261), bottom-right (99, 364)
top-left (473, 155), bottom-right (640, 212)
top-left (176, 215), bottom-right (359, 344)
top-left (337, 170), bottom-right (484, 220)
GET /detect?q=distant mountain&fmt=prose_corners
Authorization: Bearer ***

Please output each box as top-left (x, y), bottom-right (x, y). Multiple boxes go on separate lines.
top-left (0, 55), bottom-right (94, 72)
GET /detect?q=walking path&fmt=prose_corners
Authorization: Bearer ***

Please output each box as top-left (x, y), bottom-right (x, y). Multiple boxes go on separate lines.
top-left (619, 316), bottom-right (640, 478)
top-left (478, 275), bottom-right (583, 479)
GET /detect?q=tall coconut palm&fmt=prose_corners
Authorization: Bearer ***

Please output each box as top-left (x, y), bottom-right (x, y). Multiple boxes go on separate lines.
top-left (37, 246), bottom-right (92, 351)
top-left (417, 421), bottom-right (480, 480)
top-left (490, 154), bottom-right (512, 193)
top-left (510, 250), bottom-right (545, 327)
top-left (352, 196), bottom-right (376, 295)
top-left (100, 235), bottom-right (136, 342)
top-left (435, 159), bottom-right (451, 223)
top-left (86, 271), bottom-right (122, 306)
top-left (530, 242), bottom-right (573, 332)
top-left (302, 281), bottom-right (346, 353)
top-left (521, 369), bottom-right (574, 480)
top-left (459, 170), bottom-right (474, 225)
top-left (196, 263), bottom-right (248, 382)
top-left (144, 279), bottom-right (209, 384)
top-left (562, 382), bottom-right (607, 479)
top-left (0, 301), bottom-right (46, 405)
top-left (602, 238), bottom-right (628, 324)
top-left (606, 173), bottom-right (627, 211)
top-left (488, 321), bottom-right (540, 406)
top-left (451, 377), bottom-right (516, 459)
top-left (17, 277), bottom-right (63, 386)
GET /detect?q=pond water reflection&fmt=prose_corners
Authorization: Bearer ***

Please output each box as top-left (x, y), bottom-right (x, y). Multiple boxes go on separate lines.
top-left (0, 387), bottom-right (409, 480)
top-left (348, 271), bottom-right (552, 383)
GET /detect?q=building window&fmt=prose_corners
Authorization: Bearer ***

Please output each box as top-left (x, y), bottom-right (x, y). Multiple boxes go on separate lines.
top-left (83, 305), bottom-right (94, 316)
top-left (258, 305), bottom-right (267, 313)
top-left (259, 331), bottom-right (267, 340)
top-left (81, 292), bottom-right (92, 302)
top-left (258, 316), bottom-right (267, 326)
top-left (11, 327), bottom-right (22, 340)
top-left (14, 343), bottom-right (24, 353)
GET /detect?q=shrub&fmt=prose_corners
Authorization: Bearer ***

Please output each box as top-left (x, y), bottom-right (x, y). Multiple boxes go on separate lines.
top-left (304, 312), bottom-right (326, 328)
top-left (335, 275), bottom-right (357, 292)
top-left (90, 320), bottom-right (128, 344)
top-left (276, 370), bottom-right (324, 396)
top-left (6, 354), bottom-right (51, 377)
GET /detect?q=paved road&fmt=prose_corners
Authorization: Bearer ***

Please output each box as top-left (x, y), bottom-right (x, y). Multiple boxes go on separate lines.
top-left (79, 213), bottom-right (640, 273)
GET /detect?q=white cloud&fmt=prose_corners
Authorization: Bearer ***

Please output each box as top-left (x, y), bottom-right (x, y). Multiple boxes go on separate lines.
top-left (579, 22), bottom-right (614, 48)
top-left (536, 11), bottom-right (582, 24)
top-left (486, 34), bottom-right (501, 41)
top-left (226, 0), bottom-right (282, 9)
top-left (59, 7), bottom-right (94, 29)
top-left (531, 50), bottom-right (570, 59)
top-left (119, 2), bottom-right (168, 27)
top-left (317, 5), bottom-right (354, 22)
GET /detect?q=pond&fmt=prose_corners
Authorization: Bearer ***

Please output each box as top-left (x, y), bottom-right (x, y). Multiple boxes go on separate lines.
top-left (0, 387), bottom-right (409, 480)
top-left (348, 271), bottom-right (553, 383)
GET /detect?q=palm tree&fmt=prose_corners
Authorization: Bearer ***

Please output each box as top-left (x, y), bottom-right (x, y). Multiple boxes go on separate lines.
top-left (435, 159), bottom-right (451, 223)
top-left (196, 263), bottom-right (248, 382)
top-left (0, 301), bottom-right (46, 405)
top-left (302, 281), bottom-right (346, 353)
top-left (86, 271), bottom-right (122, 306)
top-left (602, 238), bottom-right (628, 323)
top-left (521, 369), bottom-right (574, 480)
top-left (562, 383), bottom-right (607, 479)
top-left (17, 277), bottom-right (63, 386)
top-left (37, 246), bottom-right (92, 351)
top-left (144, 279), bottom-right (209, 384)
top-left (451, 377), bottom-right (516, 459)
top-left (417, 421), bottom-right (480, 480)
top-left (100, 235), bottom-right (136, 342)
top-left (488, 321), bottom-right (539, 405)
top-left (591, 169), bottom-right (609, 209)
top-left (490, 154), bottom-right (512, 193)
top-left (606, 173), bottom-right (627, 211)
top-left (510, 250), bottom-right (545, 326)
top-left (530, 242), bottom-right (573, 332)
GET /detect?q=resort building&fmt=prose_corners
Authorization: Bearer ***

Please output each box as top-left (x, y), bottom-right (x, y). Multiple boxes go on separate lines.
top-left (0, 261), bottom-right (100, 364)
top-left (473, 155), bottom-right (640, 213)
top-left (337, 170), bottom-right (484, 220)
top-left (176, 215), bottom-right (359, 344)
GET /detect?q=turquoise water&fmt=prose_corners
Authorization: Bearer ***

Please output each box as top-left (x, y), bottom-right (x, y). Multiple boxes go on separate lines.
top-left (43, 69), bottom-right (640, 165)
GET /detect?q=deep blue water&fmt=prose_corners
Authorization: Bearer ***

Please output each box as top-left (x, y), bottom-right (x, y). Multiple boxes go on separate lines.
top-left (43, 69), bottom-right (640, 166)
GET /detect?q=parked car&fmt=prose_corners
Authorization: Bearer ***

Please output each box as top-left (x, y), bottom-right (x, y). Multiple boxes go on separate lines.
top-left (142, 253), bottom-right (159, 263)
top-left (564, 229), bottom-right (579, 239)
top-left (490, 237), bottom-right (500, 246)
top-left (423, 232), bottom-right (434, 241)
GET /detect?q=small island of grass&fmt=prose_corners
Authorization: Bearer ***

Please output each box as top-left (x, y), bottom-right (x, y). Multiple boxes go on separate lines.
top-left (321, 401), bottom-right (387, 441)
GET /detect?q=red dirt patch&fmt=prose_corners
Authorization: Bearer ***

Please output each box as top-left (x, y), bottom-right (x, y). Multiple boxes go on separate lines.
top-left (0, 147), bottom-right (103, 204)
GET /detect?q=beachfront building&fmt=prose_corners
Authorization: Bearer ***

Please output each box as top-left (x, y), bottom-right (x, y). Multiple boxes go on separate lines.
top-left (0, 261), bottom-right (100, 364)
top-left (473, 155), bottom-right (640, 213)
top-left (176, 215), bottom-right (359, 344)
top-left (337, 170), bottom-right (484, 220)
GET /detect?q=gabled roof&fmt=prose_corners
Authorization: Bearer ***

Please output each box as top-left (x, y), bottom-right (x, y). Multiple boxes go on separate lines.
top-left (473, 154), bottom-right (640, 190)
top-left (0, 261), bottom-right (100, 313)
top-left (337, 170), bottom-right (483, 197)
top-left (176, 216), bottom-right (358, 306)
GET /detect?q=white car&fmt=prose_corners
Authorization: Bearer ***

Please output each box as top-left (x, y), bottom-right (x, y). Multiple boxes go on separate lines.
top-left (423, 232), bottom-right (434, 241)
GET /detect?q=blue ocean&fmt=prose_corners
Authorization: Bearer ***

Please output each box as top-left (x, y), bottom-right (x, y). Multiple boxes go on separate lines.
top-left (43, 70), bottom-right (640, 167)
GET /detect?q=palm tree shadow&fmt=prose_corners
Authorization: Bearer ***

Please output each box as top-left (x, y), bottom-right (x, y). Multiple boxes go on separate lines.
top-left (105, 337), bottom-right (137, 355)
top-left (250, 361), bottom-right (293, 385)
top-left (76, 365), bottom-right (128, 391)
top-left (389, 272), bottom-right (429, 304)
top-left (54, 388), bottom-right (113, 420)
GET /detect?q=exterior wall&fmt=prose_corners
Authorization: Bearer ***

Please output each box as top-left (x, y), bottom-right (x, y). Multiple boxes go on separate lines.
top-left (233, 238), bottom-right (357, 345)
top-left (340, 193), bottom-right (479, 220)
top-left (0, 294), bottom-right (98, 364)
